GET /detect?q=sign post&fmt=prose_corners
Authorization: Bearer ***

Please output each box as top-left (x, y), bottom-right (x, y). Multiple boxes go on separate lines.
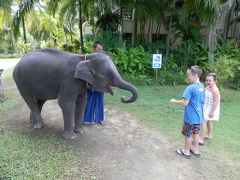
top-left (152, 50), bottom-right (162, 83)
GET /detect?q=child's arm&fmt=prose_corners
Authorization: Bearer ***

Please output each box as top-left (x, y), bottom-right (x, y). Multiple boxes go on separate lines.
top-left (170, 98), bottom-right (189, 107)
top-left (209, 88), bottom-right (220, 118)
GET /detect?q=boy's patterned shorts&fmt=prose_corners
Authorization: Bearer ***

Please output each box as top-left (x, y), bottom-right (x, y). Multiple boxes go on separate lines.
top-left (181, 122), bottom-right (200, 137)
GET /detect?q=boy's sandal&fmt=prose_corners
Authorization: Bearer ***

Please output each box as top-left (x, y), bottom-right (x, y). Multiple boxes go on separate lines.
top-left (176, 149), bottom-right (191, 159)
top-left (190, 149), bottom-right (201, 158)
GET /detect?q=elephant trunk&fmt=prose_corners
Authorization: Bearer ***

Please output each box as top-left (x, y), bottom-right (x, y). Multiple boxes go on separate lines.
top-left (113, 78), bottom-right (138, 103)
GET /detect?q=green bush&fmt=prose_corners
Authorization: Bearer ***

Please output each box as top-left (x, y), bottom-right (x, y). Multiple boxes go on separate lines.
top-left (170, 40), bottom-right (208, 68)
top-left (156, 60), bottom-right (187, 85)
top-left (210, 40), bottom-right (240, 90)
top-left (17, 43), bottom-right (31, 54)
top-left (0, 53), bottom-right (20, 58)
top-left (216, 40), bottom-right (240, 59)
top-left (110, 46), bottom-right (152, 76)
top-left (121, 74), bottom-right (154, 86)
top-left (110, 46), bottom-right (188, 86)
top-left (226, 67), bottom-right (240, 90)
top-left (203, 55), bottom-right (238, 89)
top-left (145, 41), bottom-right (166, 54)
top-left (157, 70), bottom-right (187, 86)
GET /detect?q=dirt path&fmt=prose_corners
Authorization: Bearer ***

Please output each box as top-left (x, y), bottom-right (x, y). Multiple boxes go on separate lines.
top-left (4, 99), bottom-right (237, 180)
top-left (1, 74), bottom-right (239, 179)
top-left (0, 59), bottom-right (19, 71)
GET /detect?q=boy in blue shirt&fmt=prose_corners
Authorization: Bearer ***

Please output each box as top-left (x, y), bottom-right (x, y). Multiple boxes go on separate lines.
top-left (170, 66), bottom-right (205, 159)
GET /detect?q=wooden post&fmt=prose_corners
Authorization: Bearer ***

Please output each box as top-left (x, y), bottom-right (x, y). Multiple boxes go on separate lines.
top-left (155, 49), bottom-right (159, 84)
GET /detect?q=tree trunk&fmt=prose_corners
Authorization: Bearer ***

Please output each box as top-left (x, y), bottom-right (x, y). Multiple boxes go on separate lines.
top-left (155, 22), bottom-right (160, 39)
top-left (207, 0), bottom-right (233, 63)
top-left (147, 18), bottom-right (152, 44)
top-left (22, 16), bottom-right (27, 44)
top-left (140, 19), bottom-right (146, 44)
top-left (223, 9), bottom-right (232, 42)
top-left (133, 18), bottom-right (138, 45)
top-left (9, 30), bottom-right (15, 53)
top-left (165, 0), bottom-right (175, 59)
top-left (78, 0), bottom-right (84, 52)
top-left (208, 25), bottom-right (217, 63)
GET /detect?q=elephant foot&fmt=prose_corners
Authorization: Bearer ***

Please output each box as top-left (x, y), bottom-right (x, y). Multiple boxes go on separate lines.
top-left (74, 127), bottom-right (84, 134)
top-left (33, 122), bottom-right (44, 129)
top-left (62, 131), bottom-right (77, 140)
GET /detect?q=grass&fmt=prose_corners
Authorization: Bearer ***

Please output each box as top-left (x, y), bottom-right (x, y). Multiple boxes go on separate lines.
top-left (0, 68), bottom-right (19, 114)
top-left (0, 125), bottom-right (80, 179)
top-left (105, 85), bottom-right (240, 169)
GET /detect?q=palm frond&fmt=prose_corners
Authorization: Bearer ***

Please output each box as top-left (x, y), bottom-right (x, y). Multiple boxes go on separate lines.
top-left (180, 0), bottom-right (220, 25)
top-left (58, 0), bottom-right (76, 23)
top-left (0, 0), bottom-right (13, 12)
top-left (12, 0), bottom-right (39, 38)
top-left (46, 0), bottom-right (60, 16)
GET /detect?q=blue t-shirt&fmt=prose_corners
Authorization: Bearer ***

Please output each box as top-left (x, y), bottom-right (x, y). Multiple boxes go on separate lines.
top-left (182, 82), bottom-right (205, 124)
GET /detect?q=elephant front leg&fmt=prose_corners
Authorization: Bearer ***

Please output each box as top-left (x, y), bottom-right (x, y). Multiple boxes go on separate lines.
top-left (58, 100), bottom-right (77, 140)
top-left (74, 93), bottom-right (87, 133)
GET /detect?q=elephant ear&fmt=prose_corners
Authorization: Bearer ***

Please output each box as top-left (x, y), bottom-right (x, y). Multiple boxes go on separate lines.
top-left (74, 60), bottom-right (95, 85)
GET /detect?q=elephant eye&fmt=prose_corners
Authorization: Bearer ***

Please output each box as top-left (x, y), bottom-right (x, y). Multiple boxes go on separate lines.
top-left (106, 73), bottom-right (113, 79)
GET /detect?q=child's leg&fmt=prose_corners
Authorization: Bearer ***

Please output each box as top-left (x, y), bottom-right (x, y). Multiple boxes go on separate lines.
top-left (207, 121), bottom-right (213, 138)
top-left (199, 122), bottom-right (206, 143)
top-left (192, 133), bottom-right (200, 154)
top-left (184, 136), bottom-right (192, 155)
top-left (181, 122), bottom-right (192, 155)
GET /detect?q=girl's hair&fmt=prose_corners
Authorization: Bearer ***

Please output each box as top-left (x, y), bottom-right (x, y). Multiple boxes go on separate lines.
top-left (207, 72), bottom-right (217, 82)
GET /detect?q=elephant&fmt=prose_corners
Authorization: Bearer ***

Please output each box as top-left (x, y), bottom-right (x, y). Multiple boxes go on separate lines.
top-left (13, 48), bottom-right (138, 139)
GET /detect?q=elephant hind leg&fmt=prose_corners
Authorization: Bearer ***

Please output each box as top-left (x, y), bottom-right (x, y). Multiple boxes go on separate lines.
top-left (28, 99), bottom-right (45, 129)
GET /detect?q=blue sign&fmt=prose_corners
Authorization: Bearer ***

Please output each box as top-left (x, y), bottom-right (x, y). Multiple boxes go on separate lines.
top-left (152, 54), bottom-right (162, 69)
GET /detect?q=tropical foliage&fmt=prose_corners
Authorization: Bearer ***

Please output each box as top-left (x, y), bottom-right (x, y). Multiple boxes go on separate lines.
top-left (0, 0), bottom-right (239, 89)
top-left (110, 46), bottom-right (152, 76)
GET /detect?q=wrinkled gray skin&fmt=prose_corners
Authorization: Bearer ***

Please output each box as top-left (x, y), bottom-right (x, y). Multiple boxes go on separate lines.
top-left (13, 48), bottom-right (138, 139)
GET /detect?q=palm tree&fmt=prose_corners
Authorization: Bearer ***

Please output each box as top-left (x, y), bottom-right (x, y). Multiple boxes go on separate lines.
top-left (0, 0), bottom-right (16, 52)
top-left (0, 0), bottom-right (13, 12)
top-left (0, 0), bottom-right (13, 30)
top-left (12, 0), bottom-right (40, 43)
top-left (163, 0), bottom-right (221, 61)
top-left (47, 0), bottom-right (85, 51)
top-left (204, 0), bottom-right (234, 62)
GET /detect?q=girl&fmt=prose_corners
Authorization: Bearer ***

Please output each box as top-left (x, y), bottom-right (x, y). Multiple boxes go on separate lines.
top-left (199, 73), bottom-right (221, 145)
